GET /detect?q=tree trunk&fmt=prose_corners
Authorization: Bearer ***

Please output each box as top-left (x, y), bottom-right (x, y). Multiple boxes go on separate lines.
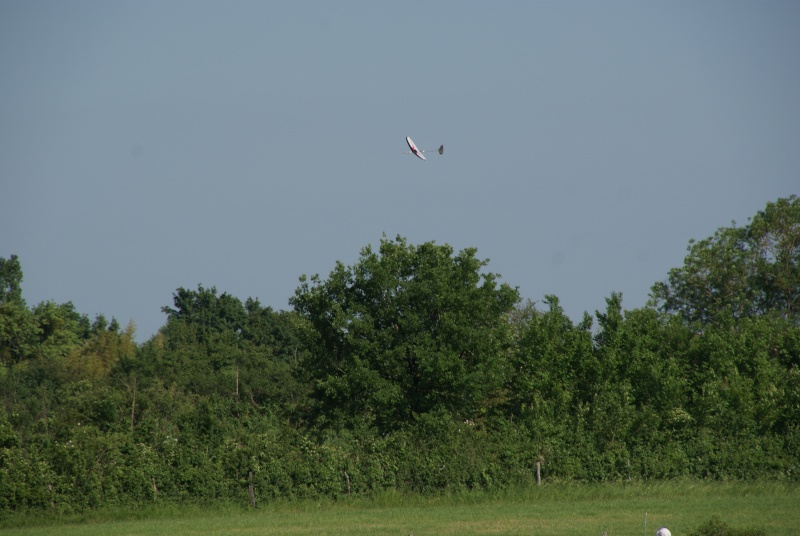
top-left (130, 376), bottom-right (137, 431)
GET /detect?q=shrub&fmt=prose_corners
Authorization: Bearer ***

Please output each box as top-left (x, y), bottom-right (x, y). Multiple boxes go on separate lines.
top-left (689, 515), bottom-right (767, 536)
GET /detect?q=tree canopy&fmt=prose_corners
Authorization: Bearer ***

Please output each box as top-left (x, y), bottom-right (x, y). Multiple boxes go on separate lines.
top-left (0, 197), bottom-right (798, 514)
top-left (0, 255), bottom-right (23, 306)
top-left (290, 236), bottom-right (520, 432)
top-left (651, 195), bottom-right (800, 324)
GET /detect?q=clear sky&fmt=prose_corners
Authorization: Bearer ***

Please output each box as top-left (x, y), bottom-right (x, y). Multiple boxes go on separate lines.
top-left (2, 1), bottom-right (798, 342)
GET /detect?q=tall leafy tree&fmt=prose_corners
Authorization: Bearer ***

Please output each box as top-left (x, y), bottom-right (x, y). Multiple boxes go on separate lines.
top-left (30, 301), bottom-right (91, 359)
top-left (151, 286), bottom-right (307, 410)
top-left (507, 297), bottom-right (593, 461)
top-left (0, 255), bottom-right (24, 306)
top-left (291, 236), bottom-right (520, 432)
top-left (0, 255), bottom-right (36, 364)
top-left (747, 196), bottom-right (800, 319)
top-left (162, 285), bottom-right (247, 346)
top-left (651, 195), bottom-right (800, 324)
top-left (67, 317), bottom-right (136, 381)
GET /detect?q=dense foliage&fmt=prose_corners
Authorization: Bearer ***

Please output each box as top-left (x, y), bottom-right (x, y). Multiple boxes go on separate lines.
top-left (1, 198), bottom-right (799, 514)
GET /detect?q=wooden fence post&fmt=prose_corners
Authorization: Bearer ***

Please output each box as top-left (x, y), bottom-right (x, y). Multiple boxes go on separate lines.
top-left (343, 470), bottom-right (351, 497)
top-left (536, 460), bottom-right (542, 487)
top-left (248, 471), bottom-right (256, 507)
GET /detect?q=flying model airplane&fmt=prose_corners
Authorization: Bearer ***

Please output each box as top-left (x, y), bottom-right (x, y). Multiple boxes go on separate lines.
top-left (405, 136), bottom-right (443, 161)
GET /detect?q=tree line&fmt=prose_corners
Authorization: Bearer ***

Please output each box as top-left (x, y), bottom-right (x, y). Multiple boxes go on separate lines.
top-left (1, 196), bottom-right (798, 514)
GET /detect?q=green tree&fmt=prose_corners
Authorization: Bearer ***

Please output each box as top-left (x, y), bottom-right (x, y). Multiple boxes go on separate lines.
top-left (155, 285), bottom-right (246, 394)
top-left (507, 297), bottom-right (593, 465)
top-left (0, 255), bottom-right (24, 306)
top-left (162, 285), bottom-right (247, 347)
top-left (0, 255), bottom-right (37, 364)
top-left (651, 196), bottom-right (800, 324)
top-left (0, 298), bottom-right (37, 365)
top-left (146, 286), bottom-right (307, 411)
top-left (66, 317), bottom-right (137, 381)
top-left (30, 301), bottom-right (91, 360)
top-left (291, 236), bottom-right (520, 432)
top-left (747, 196), bottom-right (800, 319)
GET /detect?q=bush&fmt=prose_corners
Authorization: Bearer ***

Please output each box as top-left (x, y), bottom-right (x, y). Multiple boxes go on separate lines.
top-left (689, 515), bottom-right (767, 536)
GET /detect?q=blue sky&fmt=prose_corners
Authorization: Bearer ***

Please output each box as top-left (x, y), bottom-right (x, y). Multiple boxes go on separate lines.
top-left (2, 1), bottom-right (798, 342)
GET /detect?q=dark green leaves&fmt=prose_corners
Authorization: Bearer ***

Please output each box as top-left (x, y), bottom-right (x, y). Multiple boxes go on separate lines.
top-left (651, 195), bottom-right (800, 325)
top-left (291, 236), bottom-right (520, 432)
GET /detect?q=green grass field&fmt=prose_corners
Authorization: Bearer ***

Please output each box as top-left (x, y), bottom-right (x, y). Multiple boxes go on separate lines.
top-left (2, 481), bottom-right (798, 535)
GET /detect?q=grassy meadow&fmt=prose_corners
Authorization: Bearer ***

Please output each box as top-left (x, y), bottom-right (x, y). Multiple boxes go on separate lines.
top-left (2, 481), bottom-right (798, 536)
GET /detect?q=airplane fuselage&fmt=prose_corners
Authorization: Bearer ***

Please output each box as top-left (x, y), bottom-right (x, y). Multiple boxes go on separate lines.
top-left (406, 136), bottom-right (426, 160)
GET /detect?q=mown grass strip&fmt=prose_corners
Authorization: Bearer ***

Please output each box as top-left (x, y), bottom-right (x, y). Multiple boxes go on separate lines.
top-left (1, 481), bottom-right (797, 535)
